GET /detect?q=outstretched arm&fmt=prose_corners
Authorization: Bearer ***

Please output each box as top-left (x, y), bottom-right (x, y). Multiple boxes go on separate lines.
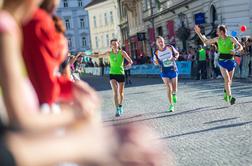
top-left (90, 51), bottom-right (110, 58)
top-left (69, 52), bottom-right (83, 65)
top-left (194, 25), bottom-right (218, 45)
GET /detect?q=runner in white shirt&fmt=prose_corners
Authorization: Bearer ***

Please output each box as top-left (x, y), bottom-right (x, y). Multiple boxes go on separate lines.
top-left (153, 36), bottom-right (179, 112)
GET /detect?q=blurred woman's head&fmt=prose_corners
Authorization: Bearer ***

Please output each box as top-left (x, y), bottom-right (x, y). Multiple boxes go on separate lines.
top-left (40, 0), bottom-right (60, 14)
top-left (2, 0), bottom-right (42, 23)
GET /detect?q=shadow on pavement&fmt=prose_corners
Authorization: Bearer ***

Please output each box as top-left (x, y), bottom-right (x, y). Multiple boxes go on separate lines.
top-left (80, 75), bottom-right (163, 91)
top-left (108, 106), bottom-right (215, 126)
top-left (160, 121), bottom-right (252, 139)
top-left (204, 117), bottom-right (239, 124)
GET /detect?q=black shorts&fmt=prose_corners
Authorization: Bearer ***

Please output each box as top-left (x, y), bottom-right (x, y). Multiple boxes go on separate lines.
top-left (109, 74), bottom-right (125, 83)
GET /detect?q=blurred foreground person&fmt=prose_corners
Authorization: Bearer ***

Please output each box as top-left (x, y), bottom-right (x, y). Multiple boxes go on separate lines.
top-left (0, 0), bottom-right (164, 166)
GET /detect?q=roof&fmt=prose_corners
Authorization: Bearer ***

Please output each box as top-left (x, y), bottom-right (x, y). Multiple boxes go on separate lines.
top-left (85, 0), bottom-right (107, 9)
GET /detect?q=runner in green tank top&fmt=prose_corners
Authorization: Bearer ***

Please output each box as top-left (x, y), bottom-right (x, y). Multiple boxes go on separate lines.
top-left (195, 25), bottom-right (243, 105)
top-left (91, 39), bottom-right (133, 117)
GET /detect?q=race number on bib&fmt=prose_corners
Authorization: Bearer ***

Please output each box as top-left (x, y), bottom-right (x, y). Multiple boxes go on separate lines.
top-left (163, 59), bottom-right (173, 67)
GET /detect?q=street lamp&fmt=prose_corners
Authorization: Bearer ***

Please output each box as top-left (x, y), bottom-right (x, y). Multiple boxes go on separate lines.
top-left (177, 12), bottom-right (190, 51)
top-left (178, 12), bottom-right (186, 27)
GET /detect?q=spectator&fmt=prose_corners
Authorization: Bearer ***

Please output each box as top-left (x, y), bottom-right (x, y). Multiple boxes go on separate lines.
top-left (196, 45), bottom-right (207, 80)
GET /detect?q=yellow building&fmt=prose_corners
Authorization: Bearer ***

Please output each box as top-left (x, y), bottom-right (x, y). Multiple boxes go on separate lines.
top-left (85, 0), bottom-right (121, 64)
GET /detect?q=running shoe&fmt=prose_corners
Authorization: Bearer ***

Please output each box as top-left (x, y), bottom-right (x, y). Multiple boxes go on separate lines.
top-left (172, 94), bottom-right (177, 104)
top-left (115, 107), bottom-right (121, 117)
top-left (119, 106), bottom-right (124, 115)
top-left (230, 96), bottom-right (236, 105)
top-left (168, 105), bottom-right (174, 112)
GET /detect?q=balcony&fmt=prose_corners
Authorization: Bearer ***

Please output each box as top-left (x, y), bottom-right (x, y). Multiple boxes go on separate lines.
top-left (143, 0), bottom-right (194, 22)
top-left (119, 16), bottom-right (128, 26)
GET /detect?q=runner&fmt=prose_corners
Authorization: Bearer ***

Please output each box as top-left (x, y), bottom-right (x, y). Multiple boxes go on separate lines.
top-left (194, 25), bottom-right (243, 104)
top-left (153, 36), bottom-right (179, 112)
top-left (91, 39), bottom-right (133, 117)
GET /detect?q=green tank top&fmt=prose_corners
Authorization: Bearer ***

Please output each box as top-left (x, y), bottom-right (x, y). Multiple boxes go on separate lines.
top-left (199, 48), bottom-right (206, 61)
top-left (109, 50), bottom-right (124, 75)
top-left (218, 36), bottom-right (234, 54)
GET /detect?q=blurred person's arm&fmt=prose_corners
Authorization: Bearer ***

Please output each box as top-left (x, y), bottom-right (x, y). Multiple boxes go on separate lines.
top-left (69, 52), bottom-right (83, 66)
top-left (5, 124), bottom-right (164, 166)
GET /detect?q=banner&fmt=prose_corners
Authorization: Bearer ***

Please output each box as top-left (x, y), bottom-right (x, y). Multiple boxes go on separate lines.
top-left (104, 61), bottom-right (192, 78)
top-left (176, 61), bottom-right (191, 75)
top-left (166, 20), bottom-right (176, 45)
top-left (148, 28), bottom-right (155, 47)
top-left (83, 67), bottom-right (102, 76)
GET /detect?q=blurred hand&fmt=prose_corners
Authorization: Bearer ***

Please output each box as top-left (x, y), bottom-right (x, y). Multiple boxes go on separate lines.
top-left (112, 125), bottom-right (164, 166)
top-left (71, 81), bottom-right (101, 122)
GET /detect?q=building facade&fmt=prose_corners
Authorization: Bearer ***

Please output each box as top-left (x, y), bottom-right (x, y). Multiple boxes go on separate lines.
top-left (118, 0), bottom-right (149, 64)
top-left (142, 0), bottom-right (252, 54)
top-left (56, 0), bottom-right (91, 53)
top-left (85, 0), bottom-right (121, 56)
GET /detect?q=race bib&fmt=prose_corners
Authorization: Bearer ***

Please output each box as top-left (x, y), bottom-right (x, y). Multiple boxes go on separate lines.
top-left (163, 59), bottom-right (173, 67)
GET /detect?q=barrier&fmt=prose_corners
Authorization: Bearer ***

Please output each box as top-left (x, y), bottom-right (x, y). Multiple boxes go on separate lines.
top-left (83, 67), bottom-right (102, 76)
top-left (90, 61), bottom-right (192, 78)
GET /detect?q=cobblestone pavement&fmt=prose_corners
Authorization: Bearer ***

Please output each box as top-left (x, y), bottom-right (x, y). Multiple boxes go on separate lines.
top-left (82, 75), bottom-right (252, 166)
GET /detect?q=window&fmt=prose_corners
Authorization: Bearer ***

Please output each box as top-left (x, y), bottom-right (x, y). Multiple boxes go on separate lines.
top-left (65, 19), bottom-right (71, 29)
top-left (80, 18), bottom-right (85, 29)
top-left (112, 33), bottom-right (115, 39)
top-left (157, 26), bottom-right (163, 36)
top-left (78, 0), bottom-right (83, 7)
top-left (110, 11), bottom-right (113, 24)
top-left (104, 13), bottom-right (108, 25)
top-left (122, 6), bottom-right (127, 17)
top-left (101, 35), bottom-right (104, 47)
top-left (93, 16), bottom-right (97, 28)
top-left (82, 37), bottom-right (86, 47)
top-left (68, 38), bottom-right (72, 48)
top-left (210, 5), bottom-right (217, 23)
top-left (95, 36), bottom-right (99, 48)
top-left (145, 0), bottom-right (150, 10)
top-left (106, 34), bottom-right (109, 47)
top-left (64, 0), bottom-right (68, 7)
